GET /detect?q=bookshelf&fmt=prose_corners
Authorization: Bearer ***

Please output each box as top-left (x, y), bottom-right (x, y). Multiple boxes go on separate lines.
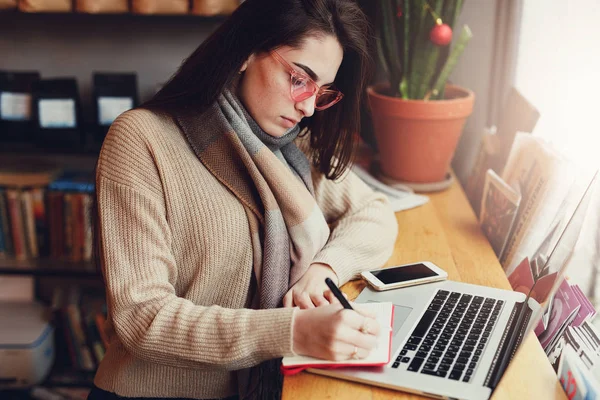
top-left (0, 258), bottom-right (99, 278)
top-left (0, 4), bottom-right (237, 397)
top-left (0, 151), bottom-right (104, 394)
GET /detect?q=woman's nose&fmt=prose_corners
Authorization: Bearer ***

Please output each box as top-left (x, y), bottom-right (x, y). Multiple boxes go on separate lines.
top-left (295, 95), bottom-right (316, 118)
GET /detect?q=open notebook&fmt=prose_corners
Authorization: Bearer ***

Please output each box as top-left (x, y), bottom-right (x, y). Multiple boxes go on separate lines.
top-left (281, 302), bottom-right (395, 375)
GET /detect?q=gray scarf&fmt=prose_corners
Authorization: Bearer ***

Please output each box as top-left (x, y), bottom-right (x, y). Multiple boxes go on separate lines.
top-left (173, 88), bottom-right (330, 399)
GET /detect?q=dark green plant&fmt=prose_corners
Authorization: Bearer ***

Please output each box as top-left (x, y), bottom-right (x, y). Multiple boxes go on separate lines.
top-left (377, 0), bottom-right (472, 100)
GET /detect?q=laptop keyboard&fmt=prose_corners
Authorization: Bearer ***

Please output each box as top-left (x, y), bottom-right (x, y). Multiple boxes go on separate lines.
top-left (391, 290), bottom-right (504, 383)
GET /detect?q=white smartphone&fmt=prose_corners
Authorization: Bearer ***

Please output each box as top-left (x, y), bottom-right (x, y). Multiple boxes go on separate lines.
top-left (361, 261), bottom-right (448, 291)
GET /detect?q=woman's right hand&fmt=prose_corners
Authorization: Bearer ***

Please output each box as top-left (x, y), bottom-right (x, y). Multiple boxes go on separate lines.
top-left (291, 303), bottom-right (381, 361)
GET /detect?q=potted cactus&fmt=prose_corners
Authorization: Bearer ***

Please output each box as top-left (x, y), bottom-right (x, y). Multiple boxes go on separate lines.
top-left (368, 0), bottom-right (475, 185)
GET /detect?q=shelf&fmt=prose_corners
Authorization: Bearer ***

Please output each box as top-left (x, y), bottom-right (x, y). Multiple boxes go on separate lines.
top-left (0, 369), bottom-right (94, 399)
top-left (0, 141), bottom-right (100, 158)
top-left (0, 9), bottom-right (230, 23)
top-left (44, 367), bottom-right (96, 388)
top-left (0, 389), bottom-right (35, 400)
top-left (0, 258), bottom-right (100, 278)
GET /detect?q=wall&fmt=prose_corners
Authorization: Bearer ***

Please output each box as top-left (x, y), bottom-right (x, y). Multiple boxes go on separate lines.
top-left (450, 0), bottom-right (499, 183)
top-left (515, 0), bottom-right (600, 168)
top-left (514, 0), bottom-right (600, 300)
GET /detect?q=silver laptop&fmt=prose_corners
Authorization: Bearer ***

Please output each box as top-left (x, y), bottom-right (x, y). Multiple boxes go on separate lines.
top-left (308, 172), bottom-right (597, 400)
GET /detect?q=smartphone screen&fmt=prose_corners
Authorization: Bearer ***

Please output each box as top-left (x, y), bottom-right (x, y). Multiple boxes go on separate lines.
top-left (371, 263), bottom-right (438, 284)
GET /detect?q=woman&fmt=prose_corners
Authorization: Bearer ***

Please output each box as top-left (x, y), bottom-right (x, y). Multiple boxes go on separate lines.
top-left (90, 0), bottom-right (397, 399)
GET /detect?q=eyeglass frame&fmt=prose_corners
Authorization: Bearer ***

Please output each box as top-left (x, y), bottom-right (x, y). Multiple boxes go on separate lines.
top-left (270, 50), bottom-right (344, 111)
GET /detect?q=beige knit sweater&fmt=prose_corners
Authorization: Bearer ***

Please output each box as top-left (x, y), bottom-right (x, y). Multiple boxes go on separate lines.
top-left (94, 108), bottom-right (398, 399)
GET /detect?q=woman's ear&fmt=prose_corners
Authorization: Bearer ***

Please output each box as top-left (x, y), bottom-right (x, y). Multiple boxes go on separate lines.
top-left (240, 54), bottom-right (255, 73)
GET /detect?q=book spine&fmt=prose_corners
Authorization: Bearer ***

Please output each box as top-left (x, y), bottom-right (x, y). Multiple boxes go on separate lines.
top-left (65, 288), bottom-right (95, 371)
top-left (56, 192), bottom-right (65, 259)
top-left (21, 189), bottom-right (39, 258)
top-left (81, 304), bottom-right (105, 365)
top-left (466, 141), bottom-right (489, 216)
top-left (82, 193), bottom-right (93, 261)
top-left (65, 304), bottom-right (95, 371)
top-left (47, 192), bottom-right (59, 258)
top-left (60, 305), bottom-right (81, 369)
top-left (6, 189), bottom-right (27, 259)
top-left (0, 189), bottom-right (6, 257)
top-left (32, 187), bottom-right (49, 257)
top-left (63, 193), bottom-right (73, 260)
top-left (70, 193), bottom-right (83, 262)
top-left (0, 189), bottom-right (13, 256)
top-left (500, 172), bottom-right (548, 270)
top-left (48, 181), bottom-right (94, 193)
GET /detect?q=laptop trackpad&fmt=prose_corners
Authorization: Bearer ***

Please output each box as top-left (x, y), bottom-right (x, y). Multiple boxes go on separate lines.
top-left (364, 301), bottom-right (413, 336)
top-left (392, 304), bottom-right (413, 336)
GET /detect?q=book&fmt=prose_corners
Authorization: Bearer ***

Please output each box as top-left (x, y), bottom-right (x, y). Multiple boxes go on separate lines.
top-left (281, 302), bottom-right (394, 375)
top-left (499, 134), bottom-right (572, 275)
top-left (65, 287), bottom-right (96, 371)
top-left (21, 189), bottom-right (38, 258)
top-left (79, 291), bottom-right (107, 366)
top-left (31, 187), bottom-right (49, 257)
top-left (47, 191), bottom-right (64, 258)
top-left (465, 87), bottom-right (540, 215)
top-left (570, 285), bottom-right (597, 328)
top-left (48, 170), bottom-right (95, 193)
top-left (6, 189), bottom-right (27, 259)
top-left (537, 279), bottom-right (581, 353)
top-left (508, 257), bottom-right (558, 304)
top-left (0, 188), bottom-right (8, 256)
top-left (558, 344), bottom-right (600, 400)
top-left (466, 128), bottom-right (500, 216)
top-left (490, 87), bottom-right (540, 176)
top-left (479, 169), bottom-right (521, 259)
top-left (82, 193), bottom-right (93, 261)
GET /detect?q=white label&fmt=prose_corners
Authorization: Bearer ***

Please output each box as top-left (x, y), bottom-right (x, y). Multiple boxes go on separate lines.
top-left (38, 98), bottom-right (76, 128)
top-left (98, 96), bottom-right (133, 125)
top-left (0, 92), bottom-right (32, 121)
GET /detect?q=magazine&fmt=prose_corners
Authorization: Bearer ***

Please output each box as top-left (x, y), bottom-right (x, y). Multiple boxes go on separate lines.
top-left (499, 133), bottom-right (574, 275)
top-left (536, 279), bottom-right (597, 355)
top-left (508, 257), bottom-right (557, 304)
top-left (490, 87), bottom-right (541, 175)
top-left (479, 169), bottom-right (521, 259)
top-left (466, 128), bottom-right (499, 216)
top-left (558, 344), bottom-right (600, 400)
top-left (538, 279), bottom-right (581, 352)
top-left (351, 164), bottom-right (429, 212)
top-left (465, 87), bottom-right (540, 215)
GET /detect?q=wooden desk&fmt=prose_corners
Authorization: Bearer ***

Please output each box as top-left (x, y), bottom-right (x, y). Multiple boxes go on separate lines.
top-left (282, 179), bottom-right (566, 399)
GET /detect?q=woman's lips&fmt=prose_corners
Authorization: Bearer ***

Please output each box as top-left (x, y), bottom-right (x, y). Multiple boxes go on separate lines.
top-left (280, 116), bottom-right (298, 128)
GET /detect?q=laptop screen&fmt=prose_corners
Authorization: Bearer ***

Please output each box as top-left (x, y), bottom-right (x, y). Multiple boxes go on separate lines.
top-left (491, 171), bottom-right (598, 389)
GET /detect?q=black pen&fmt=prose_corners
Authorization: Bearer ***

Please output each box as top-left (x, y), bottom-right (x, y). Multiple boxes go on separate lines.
top-left (325, 277), bottom-right (354, 310)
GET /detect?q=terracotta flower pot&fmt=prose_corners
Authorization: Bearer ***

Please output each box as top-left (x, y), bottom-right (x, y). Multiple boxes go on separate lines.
top-left (367, 83), bottom-right (475, 183)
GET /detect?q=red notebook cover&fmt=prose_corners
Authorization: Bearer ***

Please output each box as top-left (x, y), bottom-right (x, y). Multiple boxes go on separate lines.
top-left (281, 302), bottom-right (395, 375)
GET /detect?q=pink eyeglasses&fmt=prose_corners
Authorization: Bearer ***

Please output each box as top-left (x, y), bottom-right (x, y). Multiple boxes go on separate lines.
top-left (270, 50), bottom-right (344, 111)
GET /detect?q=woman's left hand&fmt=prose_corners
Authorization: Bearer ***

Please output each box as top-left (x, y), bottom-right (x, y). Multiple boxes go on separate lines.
top-left (283, 263), bottom-right (345, 309)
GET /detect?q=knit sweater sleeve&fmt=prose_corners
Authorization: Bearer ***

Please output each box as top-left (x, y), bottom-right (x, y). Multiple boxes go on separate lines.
top-left (96, 111), bottom-right (295, 370)
top-left (311, 168), bottom-right (398, 285)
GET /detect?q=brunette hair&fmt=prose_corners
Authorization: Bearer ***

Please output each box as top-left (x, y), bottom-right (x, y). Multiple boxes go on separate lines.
top-left (142, 0), bottom-right (372, 179)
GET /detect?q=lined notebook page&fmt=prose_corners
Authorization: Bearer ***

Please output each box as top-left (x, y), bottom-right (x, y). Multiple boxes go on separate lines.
top-left (282, 302), bottom-right (394, 367)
